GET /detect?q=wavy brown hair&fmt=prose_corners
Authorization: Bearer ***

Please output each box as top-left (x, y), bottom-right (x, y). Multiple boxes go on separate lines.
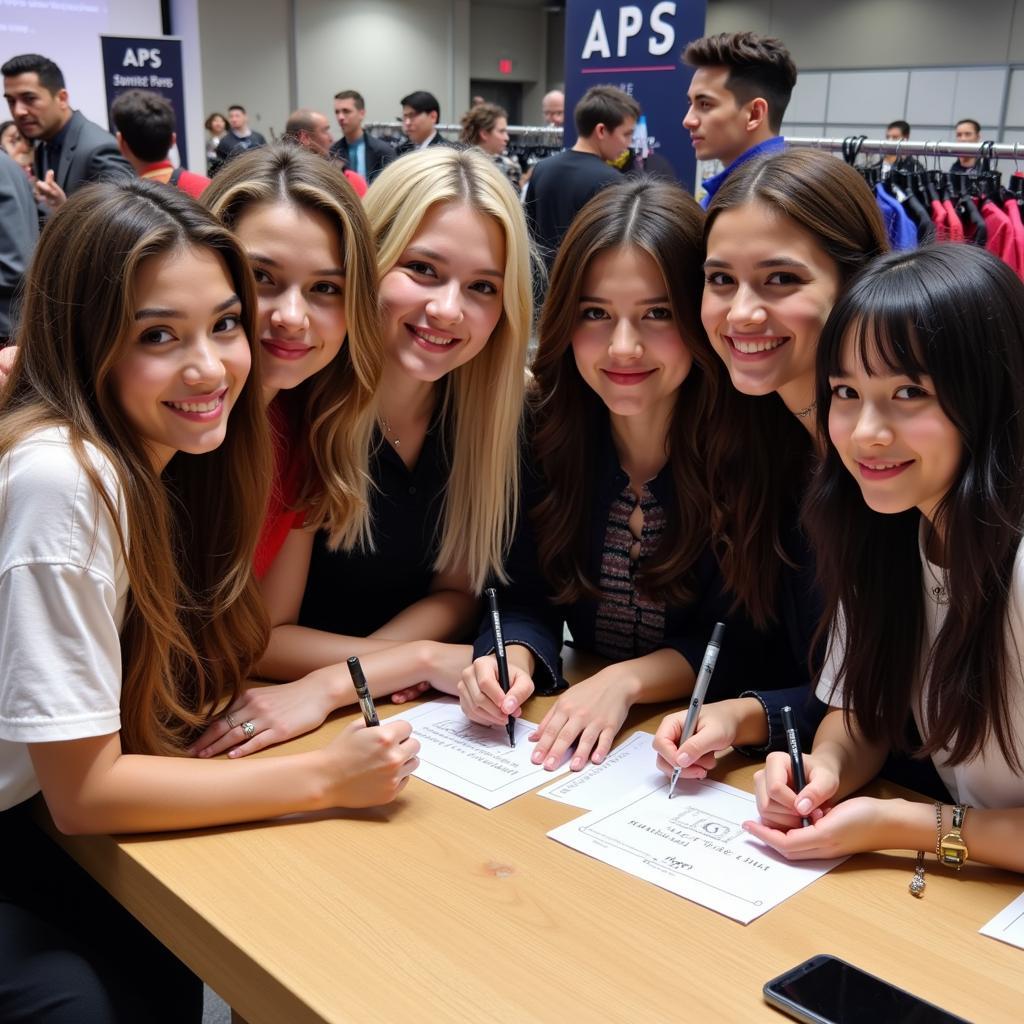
top-left (531, 178), bottom-right (715, 604)
top-left (202, 143), bottom-right (383, 549)
top-left (0, 180), bottom-right (271, 756)
top-left (702, 149), bottom-right (889, 628)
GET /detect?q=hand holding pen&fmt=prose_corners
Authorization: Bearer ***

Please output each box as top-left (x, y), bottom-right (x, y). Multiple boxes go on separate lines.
top-left (484, 588), bottom-right (516, 748)
top-left (667, 622), bottom-right (726, 799)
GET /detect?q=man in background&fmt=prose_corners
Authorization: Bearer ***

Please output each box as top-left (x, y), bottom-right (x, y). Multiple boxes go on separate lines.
top-left (110, 90), bottom-right (210, 199)
top-left (330, 89), bottom-right (395, 182)
top-left (286, 107), bottom-right (367, 196)
top-left (0, 148), bottom-right (37, 345)
top-left (541, 89), bottom-right (565, 128)
top-left (2, 52), bottom-right (131, 211)
top-left (396, 91), bottom-right (453, 154)
top-left (951, 118), bottom-right (982, 175)
top-left (872, 120), bottom-right (924, 177)
top-left (215, 104), bottom-right (267, 165)
top-left (682, 31), bottom-right (796, 207)
top-left (525, 85), bottom-right (638, 268)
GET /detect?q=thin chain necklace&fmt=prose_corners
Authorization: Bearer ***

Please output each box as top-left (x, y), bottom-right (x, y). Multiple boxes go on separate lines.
top-left (380, 416), bottom-right (401, 448)
top-left (794, 399), bottom-right (817, 419)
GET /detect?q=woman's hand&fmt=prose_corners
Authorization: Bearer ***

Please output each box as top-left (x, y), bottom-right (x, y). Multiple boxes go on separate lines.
top-left (529, 671), bottom-right (635, 772)
top-left (752, 749), bottom-right (840, 830)
top-left (743, 796), bottom-right (896, 860)
top-left (391, 642), bottom-right (472, 704)
top-left (653, 698), bottom-right (764, 780)
top-left (458, 653), bottom-right (533, 727)
top-left (319, 719), bottom-right (420, 808)
top-left (191, 671), bottom-right (340, 759)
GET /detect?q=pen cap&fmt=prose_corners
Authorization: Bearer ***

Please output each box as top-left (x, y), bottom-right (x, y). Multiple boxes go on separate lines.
top-left (484, 587), bottom-right (499, 612)
top-left (347, 655), bottom-right (368, 692)
top-left (709, 622), bottom-right (726, 648)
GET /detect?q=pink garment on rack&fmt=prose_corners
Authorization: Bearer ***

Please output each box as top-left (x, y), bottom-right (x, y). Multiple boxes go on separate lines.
top-left (930, 199), bottom-right (948, 241)
top-left (1003, 198), bottom-right (1024, 280)
top-left (982, 200), bottom-right (1014, 268)
top-left (943, 199), bottom-right (964, 242)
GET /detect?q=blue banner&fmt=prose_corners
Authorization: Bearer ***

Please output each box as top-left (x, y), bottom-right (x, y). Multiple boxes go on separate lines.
top-left (101, 36), bottom-right (189, 169)
top-left (564, 2), bottom-right (706, 189)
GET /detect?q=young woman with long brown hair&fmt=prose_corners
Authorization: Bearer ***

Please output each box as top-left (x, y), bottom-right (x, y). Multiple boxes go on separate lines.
top-left (0, 180), bottom-right (419, 1022)
top-left (654, 150), bottom-right (892, 779)
top-left (460, 178), bottom-right (804, 771)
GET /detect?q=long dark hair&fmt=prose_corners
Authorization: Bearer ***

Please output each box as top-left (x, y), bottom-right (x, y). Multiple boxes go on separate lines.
top-left (0, 180), bottom-right (271, 755)
top-left (805, 245), bottom-right (1024, 770)
top-left (702, 150), bottom-right (888, 627)
top-left (531, 178), bottom-right (715, 604)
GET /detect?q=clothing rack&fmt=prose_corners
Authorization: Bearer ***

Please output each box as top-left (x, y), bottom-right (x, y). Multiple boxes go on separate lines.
top-left (364, 120), bottom-right (562, 139)
top-left (785, 136), bottom-right (1024, 161)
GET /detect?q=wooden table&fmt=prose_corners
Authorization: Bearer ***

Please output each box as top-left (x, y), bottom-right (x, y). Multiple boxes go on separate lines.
top-left (51, 651), bottom-right (1023, 1023)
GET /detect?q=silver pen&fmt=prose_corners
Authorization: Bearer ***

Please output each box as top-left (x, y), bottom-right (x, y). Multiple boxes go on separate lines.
top-left (668, 622), bottom-right (726, 799)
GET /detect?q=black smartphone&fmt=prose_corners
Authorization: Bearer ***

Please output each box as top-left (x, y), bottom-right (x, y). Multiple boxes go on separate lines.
top-left (763, 954), bottom-right (972, 1024)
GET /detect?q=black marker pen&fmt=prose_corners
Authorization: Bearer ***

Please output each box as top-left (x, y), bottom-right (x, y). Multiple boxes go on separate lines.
top-left (348, 656), bottom-right (379, 727)
top-left (485, 587), bottom-right (516, 748)
top-left (781, 705), bottom-right (811, 827)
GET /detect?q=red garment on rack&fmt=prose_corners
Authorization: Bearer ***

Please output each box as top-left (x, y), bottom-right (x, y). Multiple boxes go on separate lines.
top-left (1003, 199), bottom-right (1024, 280)
top-left (943, 199), bottom-right (964, 241)
top-left (930, 199), bottom-right (948, 241)
top-left (982, 200), bottom-right (1014, 267)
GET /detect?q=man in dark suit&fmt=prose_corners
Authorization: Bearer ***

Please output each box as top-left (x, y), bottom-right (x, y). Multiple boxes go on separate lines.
top-left (2, 53), bottom-right (131, 213)
top-left (330, 89), bottom-right (395, 182)
top-left (395, 91), bottom-right (455, 155)
top-left (0, 149), bottom-right (38, 343)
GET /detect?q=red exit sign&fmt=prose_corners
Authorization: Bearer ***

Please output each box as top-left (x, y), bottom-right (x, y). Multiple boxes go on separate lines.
top-left (498, 58), bottom-right (512, 75)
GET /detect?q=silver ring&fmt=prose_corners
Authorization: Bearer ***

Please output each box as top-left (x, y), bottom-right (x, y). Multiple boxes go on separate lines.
top-left (241, 720), bottom-right (256, 739)
top-left (224, 711), bottom-right (237, 729)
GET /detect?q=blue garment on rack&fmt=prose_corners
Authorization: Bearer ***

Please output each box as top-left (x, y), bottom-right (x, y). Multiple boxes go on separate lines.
top-left (875, 183), bottom-right (918, 250)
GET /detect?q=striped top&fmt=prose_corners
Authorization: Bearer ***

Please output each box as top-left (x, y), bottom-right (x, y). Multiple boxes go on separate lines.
top-left (592, 483), bottom-right (667, 660)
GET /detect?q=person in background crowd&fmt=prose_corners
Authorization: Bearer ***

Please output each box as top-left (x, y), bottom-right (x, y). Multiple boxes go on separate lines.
top-left (951, 118), bottom-right (981, 175)
top-left (542, 89), bottom-right (565, 128)
top-left (286, 107), bottom-right (368, 196)
top-left (526, 85), bottom-right (638, 269)
top-left (110, 90), bottom-right (210, 199)
top-left (2, 52), bottom-right (131, 211)
top-left (872, 119), bottom-right (924, 177)
top-left (0, 148), bottom-right (37, 345)
top-left (460, 102), bottom-right (519, 190)
top-left (205, 111), bottom-right (228, 172)
top-left (0, 119), bottom-right (34, 179)
top-left (396, 91), bottom-right (453, 154)
top-left (215, 104), bottom-right (267, 165)
top-left (331, 89), bottom-right (396, 182)
top-left (682, 31), bottom-right (796, 207)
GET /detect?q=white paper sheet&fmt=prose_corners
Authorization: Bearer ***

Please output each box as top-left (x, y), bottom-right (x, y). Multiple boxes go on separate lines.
top-left (388, 698), bottom-right (567, 809)
top-left (547, 776), bottom-right (845, 923)
top-left (537, 731), bottom-right (664, 811)
top-left (980, 890), bottom-right (1024, 950)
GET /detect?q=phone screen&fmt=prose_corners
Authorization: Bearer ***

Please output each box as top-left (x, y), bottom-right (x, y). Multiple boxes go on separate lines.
top-left (764, 955), bottom-right (971, 1024)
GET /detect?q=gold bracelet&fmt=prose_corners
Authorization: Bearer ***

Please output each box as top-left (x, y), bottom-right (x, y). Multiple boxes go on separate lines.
top-left (934, 801), bottom-right (944, 858)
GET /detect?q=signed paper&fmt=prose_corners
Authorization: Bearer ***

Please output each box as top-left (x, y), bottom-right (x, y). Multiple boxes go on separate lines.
top-left (538, 731), bottom-right (663, 811)
top-left (547, 777), bottom-right (844, 923)
top-left (980, 891), bottom-right (1024, 951)
top-left (389, 698), bottom-right (567, 809)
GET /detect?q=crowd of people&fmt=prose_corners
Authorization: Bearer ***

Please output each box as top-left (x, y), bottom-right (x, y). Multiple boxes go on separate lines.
top-left (0, 30), bottom-right (1020, 1024)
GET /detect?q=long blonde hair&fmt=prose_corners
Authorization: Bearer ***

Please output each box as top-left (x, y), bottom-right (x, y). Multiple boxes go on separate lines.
top-left (0, 180), bottom-right (271, 755)
top-left (365, 147), bottom-right (531, 591)
top-left (202, 143), bottom-right (382, 549)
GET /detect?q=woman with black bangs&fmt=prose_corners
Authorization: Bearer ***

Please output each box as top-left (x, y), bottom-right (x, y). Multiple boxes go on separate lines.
top-left (747, 246), bottom-right (1024, 875)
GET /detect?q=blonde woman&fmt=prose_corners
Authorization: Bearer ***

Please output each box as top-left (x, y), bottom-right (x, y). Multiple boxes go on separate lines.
top-left (200, 146), bottom-right (532, 758)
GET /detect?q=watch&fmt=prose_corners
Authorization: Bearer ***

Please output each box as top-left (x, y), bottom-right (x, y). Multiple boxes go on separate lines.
top-left (938, 803), bottom-right (970, 870)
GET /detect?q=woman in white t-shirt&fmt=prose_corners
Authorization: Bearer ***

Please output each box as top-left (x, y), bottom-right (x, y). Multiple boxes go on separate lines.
top-left (746, 245), bottom-right (1024, 877)
top-left (0, 180), bottom-right (419, 1022)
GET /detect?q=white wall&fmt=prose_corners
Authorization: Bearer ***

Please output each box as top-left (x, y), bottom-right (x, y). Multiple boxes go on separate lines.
top-left (469, 2), bottom-right (547, 123)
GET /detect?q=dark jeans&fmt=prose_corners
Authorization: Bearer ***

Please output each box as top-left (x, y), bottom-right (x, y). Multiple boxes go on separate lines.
top-left (0, 798), bottom-right (202, 1024)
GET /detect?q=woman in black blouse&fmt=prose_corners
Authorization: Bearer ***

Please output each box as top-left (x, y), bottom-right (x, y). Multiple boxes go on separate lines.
top-left (460, 179), bottom-right (807, 772)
